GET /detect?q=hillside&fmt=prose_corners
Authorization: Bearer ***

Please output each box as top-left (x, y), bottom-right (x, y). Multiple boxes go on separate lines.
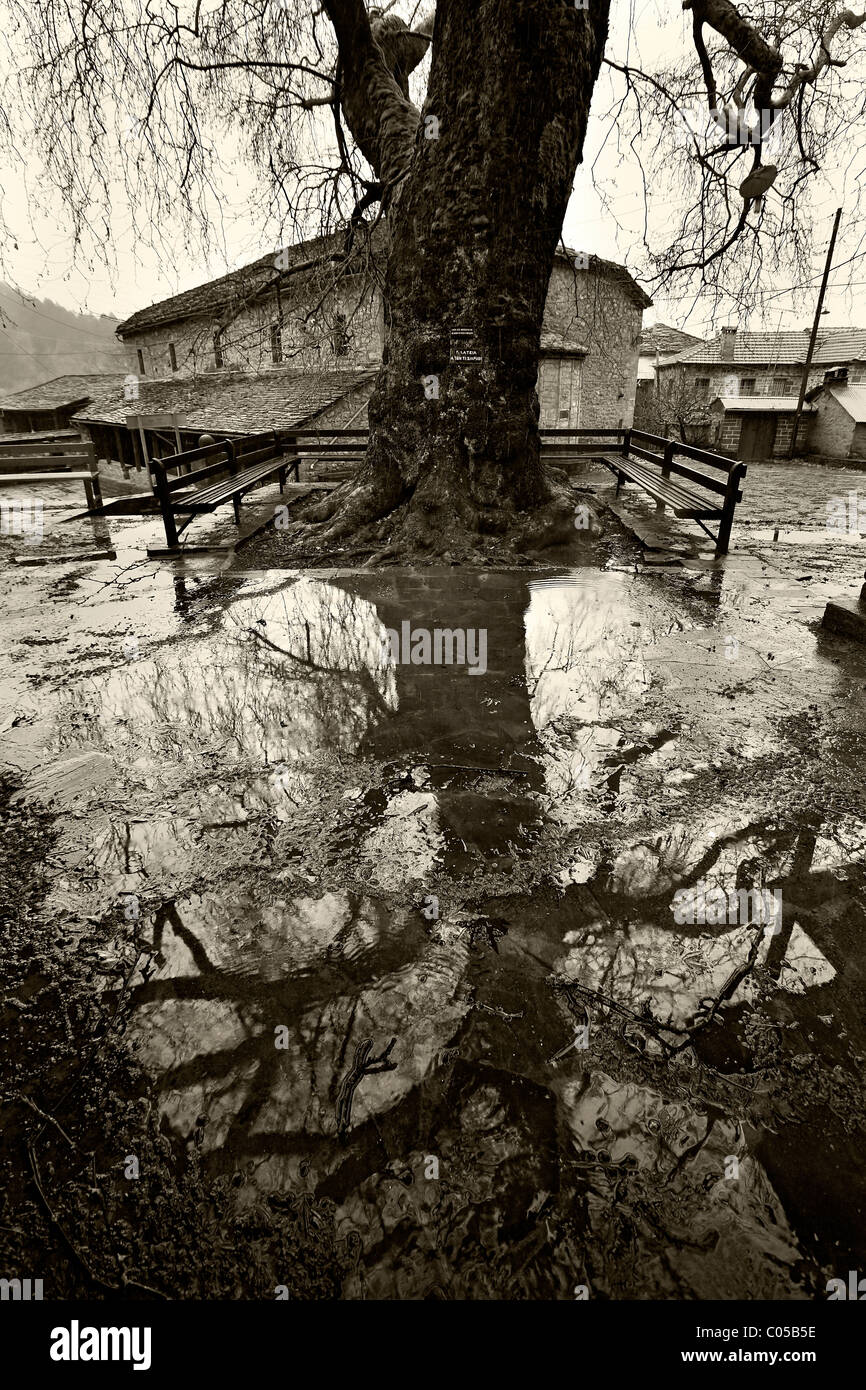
top-left (0, 284), bottom-right (131, 394)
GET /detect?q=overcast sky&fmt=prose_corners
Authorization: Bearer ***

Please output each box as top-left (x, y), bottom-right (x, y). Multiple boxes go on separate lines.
top-left (0, 0), bottom-right (863, 338)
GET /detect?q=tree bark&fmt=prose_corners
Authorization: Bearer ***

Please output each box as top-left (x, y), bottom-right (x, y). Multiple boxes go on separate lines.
top-left (318, 0), bottom-right (611, 549)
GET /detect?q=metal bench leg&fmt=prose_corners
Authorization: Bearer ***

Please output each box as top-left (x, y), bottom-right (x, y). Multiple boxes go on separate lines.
top-left (83, 477), bottom-right (94, 510)
top-left (90, 472), bottom-right (103, 509)
top-left (233, 494), bottom-right (241, 525)
top-left (616, 470), bottom-right (625, 495)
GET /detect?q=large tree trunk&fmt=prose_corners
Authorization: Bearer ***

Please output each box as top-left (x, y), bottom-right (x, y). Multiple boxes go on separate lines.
top-left (316, 0), bottom-right (611, 551)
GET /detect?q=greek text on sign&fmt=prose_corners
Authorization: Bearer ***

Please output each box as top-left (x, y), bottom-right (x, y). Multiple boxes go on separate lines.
top-left (450, 328), bottom-right (483, 364)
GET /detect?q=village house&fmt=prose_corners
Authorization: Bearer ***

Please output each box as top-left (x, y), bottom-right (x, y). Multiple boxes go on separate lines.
top-left (0, 374), bottom-right (127, 436)
top-left (68, 226), bottom-right (650, 470)
top-left (638, 323), bottom-right (706, 383)
top-left (655, 326), bottom-right (866, 460)
top-left (634, 322), bottom-right (707, 436)
top-left (806, 373), bottom-right (866, 460)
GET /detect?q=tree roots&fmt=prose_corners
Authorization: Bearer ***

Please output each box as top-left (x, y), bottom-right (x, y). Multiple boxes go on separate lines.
top-left (273, 466), bottom-right (602, 566)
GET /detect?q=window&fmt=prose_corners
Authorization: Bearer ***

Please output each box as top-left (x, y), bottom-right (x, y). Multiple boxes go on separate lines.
top-left (772, 376), bottom-right (793, 395)
top-left (169, 342), bottom-right (177, 373)
top-left (213, 331), bottom-right (223, 368)
top-left (740, 377), bottom-right (756, 396)
top-left (136, 348), bottom-right (146, 375)
top-left (694, 377), bottom-right (710, 396)
top-left (558, 360), bottom-right (581, 424)
top-left (270, 322), bottom-right (283, 365)
top-left (330, 312), bottom-right (350, 358)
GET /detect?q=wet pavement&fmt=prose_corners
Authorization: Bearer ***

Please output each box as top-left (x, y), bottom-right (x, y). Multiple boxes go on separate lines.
top-left (2, 463), bottom-right (866, 1299)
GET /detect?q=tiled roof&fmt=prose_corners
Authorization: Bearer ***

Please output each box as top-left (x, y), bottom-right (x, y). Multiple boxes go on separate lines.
top-left (116, 226), bottom-right (385, 336)
top-left (71, 368), bottom-right (376, 434)
top-left (116, 227), bottom-right (652, 337)
top-left (674, 327), bottom-right (866, 367)
top-left (712, 395), bottom-right (816, 413)
top-left (639, 323), bottom-right (704, 355)
top-left (827, 385), bottom-right (866, 423)
top-left (0, 374), bottom-right (127, 412)
top-left (557, 246), bottom-right (652, 309)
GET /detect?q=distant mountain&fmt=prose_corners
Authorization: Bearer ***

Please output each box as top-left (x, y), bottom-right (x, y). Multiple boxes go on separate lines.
top-left (0, 284), bottom-right (133, 394)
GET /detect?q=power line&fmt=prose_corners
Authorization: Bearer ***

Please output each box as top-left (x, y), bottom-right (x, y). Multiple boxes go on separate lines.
top-left (653, 251), bottom-right (866, 304)
top-left (0, 349), bottom-right (129, 355)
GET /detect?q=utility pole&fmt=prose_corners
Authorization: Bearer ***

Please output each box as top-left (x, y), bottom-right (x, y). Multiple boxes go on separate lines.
top-left (788, 206), bottom-right (842, 457)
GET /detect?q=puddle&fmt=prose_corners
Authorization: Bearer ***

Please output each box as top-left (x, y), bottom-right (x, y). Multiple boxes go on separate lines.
top-left (4, 560), bottom-right (866, 1298)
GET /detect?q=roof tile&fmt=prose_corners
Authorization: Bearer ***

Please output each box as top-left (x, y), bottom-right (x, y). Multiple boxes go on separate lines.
top-left (70, 367), bottom-right (375, 434)
top-left (117, 228), bottom-right (652, 336)
top-left (827, 385), bottom-right (866, 422)
top-left (0, 374), bottom-right (127, 412)
top-left (674, 328), bottom-right (866, 367)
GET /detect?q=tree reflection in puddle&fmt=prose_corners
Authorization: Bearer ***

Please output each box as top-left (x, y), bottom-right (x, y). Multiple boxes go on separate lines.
top-left (23, 566), bottom-right (866, 1297)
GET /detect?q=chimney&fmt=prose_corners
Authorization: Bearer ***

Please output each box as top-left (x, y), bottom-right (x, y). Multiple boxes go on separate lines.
top-left (719, 325), bottom-right (736, 361)
top-left (823, 366), bottom-right (848, 387)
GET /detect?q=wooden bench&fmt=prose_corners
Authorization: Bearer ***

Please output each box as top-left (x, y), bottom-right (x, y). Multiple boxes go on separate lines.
top-left (151, 432), bottom-right (300, 548)
top-left (0, 438), bottom-right (103, 510)
top-left (283, 428), bottom-right (368, 483)
top-left (594, 429), bottom-right (747, 555)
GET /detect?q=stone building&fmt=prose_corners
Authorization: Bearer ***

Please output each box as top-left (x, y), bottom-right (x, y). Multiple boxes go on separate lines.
top-left (634, 323), bottom-right (705, 428)
top-left (655, 326), bottom-right (866, 459)
top-left (808, 375), bottom-right (866, 460)
top-left (115, 230), bottom-right (385, 380)
top-left (537, 254), bottom-right (651, 429)
top-left (707, 394), bottom-right (816, 460)
top-left (73, 228), bottom-right (650, 468)
top-left (0, 374), bottom-right (126, 435)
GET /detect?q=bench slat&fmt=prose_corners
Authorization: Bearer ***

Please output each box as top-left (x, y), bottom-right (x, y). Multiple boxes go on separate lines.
top-left (0, 471), bottom-right (97, 483)
top-left (625, 456), bottom-right (741, 506)
top-left (607, 456), bottom-right (709, 504)
top-left (664, 456), bottom-right (730, 497)
top-left (175, 457), bottom-right (290, 512)
top-left (595, 455), bottom-right (722, 518)
top-left (630, 430), bottom-right (737, 476)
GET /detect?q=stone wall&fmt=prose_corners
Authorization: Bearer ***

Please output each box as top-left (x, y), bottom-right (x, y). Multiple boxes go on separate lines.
top-left (123, 254), bottom-right (643, 433)
top-left (659, 360), bottom-right (866, 406)
top-left (810, 394), bottom-right (857, 459)
top-left (711, 409), bottom-right (802, 459)
top-left (122, 277), bottom-right (384, 380)
top-left (538, 260), bottom-right (643, 428)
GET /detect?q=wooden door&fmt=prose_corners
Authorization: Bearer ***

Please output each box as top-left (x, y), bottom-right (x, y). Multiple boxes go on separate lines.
top-left (738, 414), bottom-right (776, 459)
